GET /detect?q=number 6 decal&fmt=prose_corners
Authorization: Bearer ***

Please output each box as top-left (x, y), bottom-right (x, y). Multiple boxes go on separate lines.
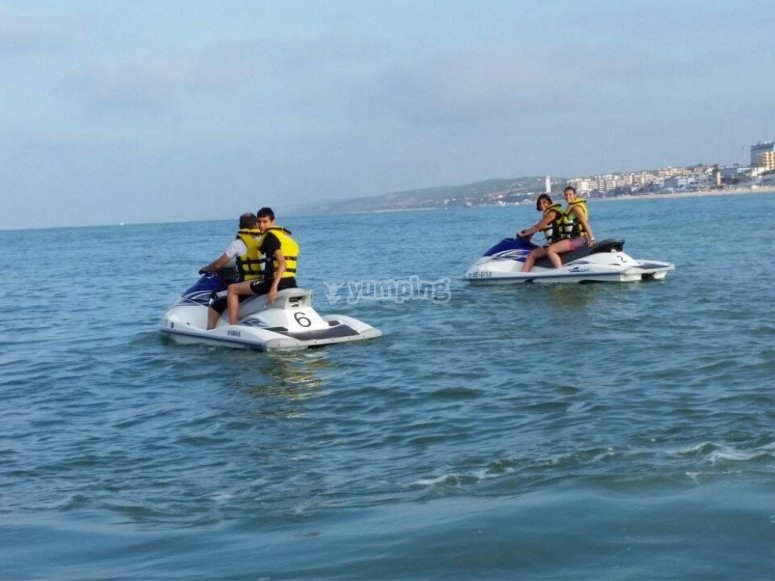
top-left (294, 312), bottom-right (312, 327)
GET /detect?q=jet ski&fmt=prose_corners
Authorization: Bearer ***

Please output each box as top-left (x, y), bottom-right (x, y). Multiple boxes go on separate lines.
top-left (159, 271), bottom-right (382, 350)
top-left (464, 237), bottom-right (674, 284)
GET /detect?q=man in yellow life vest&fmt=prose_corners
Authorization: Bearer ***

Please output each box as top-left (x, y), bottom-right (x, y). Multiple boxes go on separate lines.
top-left (225, 207), bottom-right (299, 325)
top-left (199, 212), bottom-right (263, 330)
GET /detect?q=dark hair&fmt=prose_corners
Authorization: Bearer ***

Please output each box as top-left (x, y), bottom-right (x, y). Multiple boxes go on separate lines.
top-left (535, 193), bottom-right (553, 211)
top-left (564, 186), bottom-right (576, 195)
top-left (257, 207), bottom-right (275, 220)
top-left (239, 212), bottom-right (257, 229)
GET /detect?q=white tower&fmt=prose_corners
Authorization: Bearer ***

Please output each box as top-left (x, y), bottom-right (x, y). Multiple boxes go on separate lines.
top-left (545, 176), bottom-right (551, 193)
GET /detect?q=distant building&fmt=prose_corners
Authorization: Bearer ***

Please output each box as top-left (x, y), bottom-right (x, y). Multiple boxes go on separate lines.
top-left (757, 151), bottom-right (775, 171)
top-left (664, 176), bottom-right (691, 190)
top-left (567, 178), bottom-right (592, 195)
top-left (718, 164), bottom-right (752, 183)
top-left (751, 141), bottom-right (775, 169)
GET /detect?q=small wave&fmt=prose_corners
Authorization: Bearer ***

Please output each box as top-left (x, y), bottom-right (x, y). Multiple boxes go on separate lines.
top-left (670, 441), bottom-right (774, 464)
top-left (412, 448), bottom-right (618, 491)
top-left (413, 459), bottom-right (520, 489)
top-left (670, 442), bottom-right (718, 457)
top-left (211, 491), bottom-right (235, 502)
top-left (413, 473), bottom-right (478, 488)
top-left (708, 446), bottom-right (772, 465)
top-left (414, 474), bottom-right (457, 487)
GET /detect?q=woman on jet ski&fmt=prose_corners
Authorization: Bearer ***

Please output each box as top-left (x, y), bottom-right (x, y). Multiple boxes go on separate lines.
top-left (518, 193), bottom-right (565, 272)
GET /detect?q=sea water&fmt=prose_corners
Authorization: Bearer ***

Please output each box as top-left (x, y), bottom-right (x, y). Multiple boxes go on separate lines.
top-left (1, 193), bottom-right (774, 579)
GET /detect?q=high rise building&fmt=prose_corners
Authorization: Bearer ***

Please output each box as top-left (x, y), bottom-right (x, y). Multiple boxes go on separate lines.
top-left (751, 141), bottom-right (775, 168)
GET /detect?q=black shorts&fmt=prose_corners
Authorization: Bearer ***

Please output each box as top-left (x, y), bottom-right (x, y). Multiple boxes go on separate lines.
top-left (209, 278), bottom-right (298, 313)
top-left (249, 277), bottom-right (297, 295)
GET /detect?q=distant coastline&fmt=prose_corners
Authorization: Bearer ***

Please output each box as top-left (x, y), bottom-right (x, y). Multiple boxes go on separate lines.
top-left (325, 185), bottom-right (775, 216)
top-left (589, 186), bottom-right (775, 203)
top-left (300, 174), bottom-right (775, 215)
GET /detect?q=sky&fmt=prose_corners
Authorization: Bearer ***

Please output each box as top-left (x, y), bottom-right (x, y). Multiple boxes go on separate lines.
top-left (1, 0), bottom-right (774, 229)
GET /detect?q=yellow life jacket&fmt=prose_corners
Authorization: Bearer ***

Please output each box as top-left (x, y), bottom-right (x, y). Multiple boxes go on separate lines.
top-left (541, 203), bottom-right (565, 243)
top-left (563, 199), bottom-right (589, 238)
top-left (235, 228), bottom-right (263, 281)
top-left (262, 227), bottom-right (299, 278)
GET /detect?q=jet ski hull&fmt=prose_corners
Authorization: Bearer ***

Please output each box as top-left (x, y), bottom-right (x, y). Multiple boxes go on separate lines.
top-left (464, 238), bottom-right (674, 284)
top-left (159, 276), bottom-right (381, 351)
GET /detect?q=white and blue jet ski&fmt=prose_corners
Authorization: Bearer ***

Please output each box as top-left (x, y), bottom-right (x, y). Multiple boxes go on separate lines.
top-left (464, 237), bottom-right (674, 284)
top-left (159, 272), bottom-right (382, 350)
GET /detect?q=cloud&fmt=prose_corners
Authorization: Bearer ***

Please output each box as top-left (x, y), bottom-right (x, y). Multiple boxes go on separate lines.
top-left (67, 51), bottom-right (262, 110)
top-left (66, 35), bottom-right (386, 113)
top-left (357, 44), bottom-right (652, 127)
top-left (0, 7), bottom-right (82, 53)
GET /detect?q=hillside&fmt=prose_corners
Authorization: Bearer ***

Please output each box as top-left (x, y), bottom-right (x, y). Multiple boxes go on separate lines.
top-left (299, 176), bottom-right (560, 214)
